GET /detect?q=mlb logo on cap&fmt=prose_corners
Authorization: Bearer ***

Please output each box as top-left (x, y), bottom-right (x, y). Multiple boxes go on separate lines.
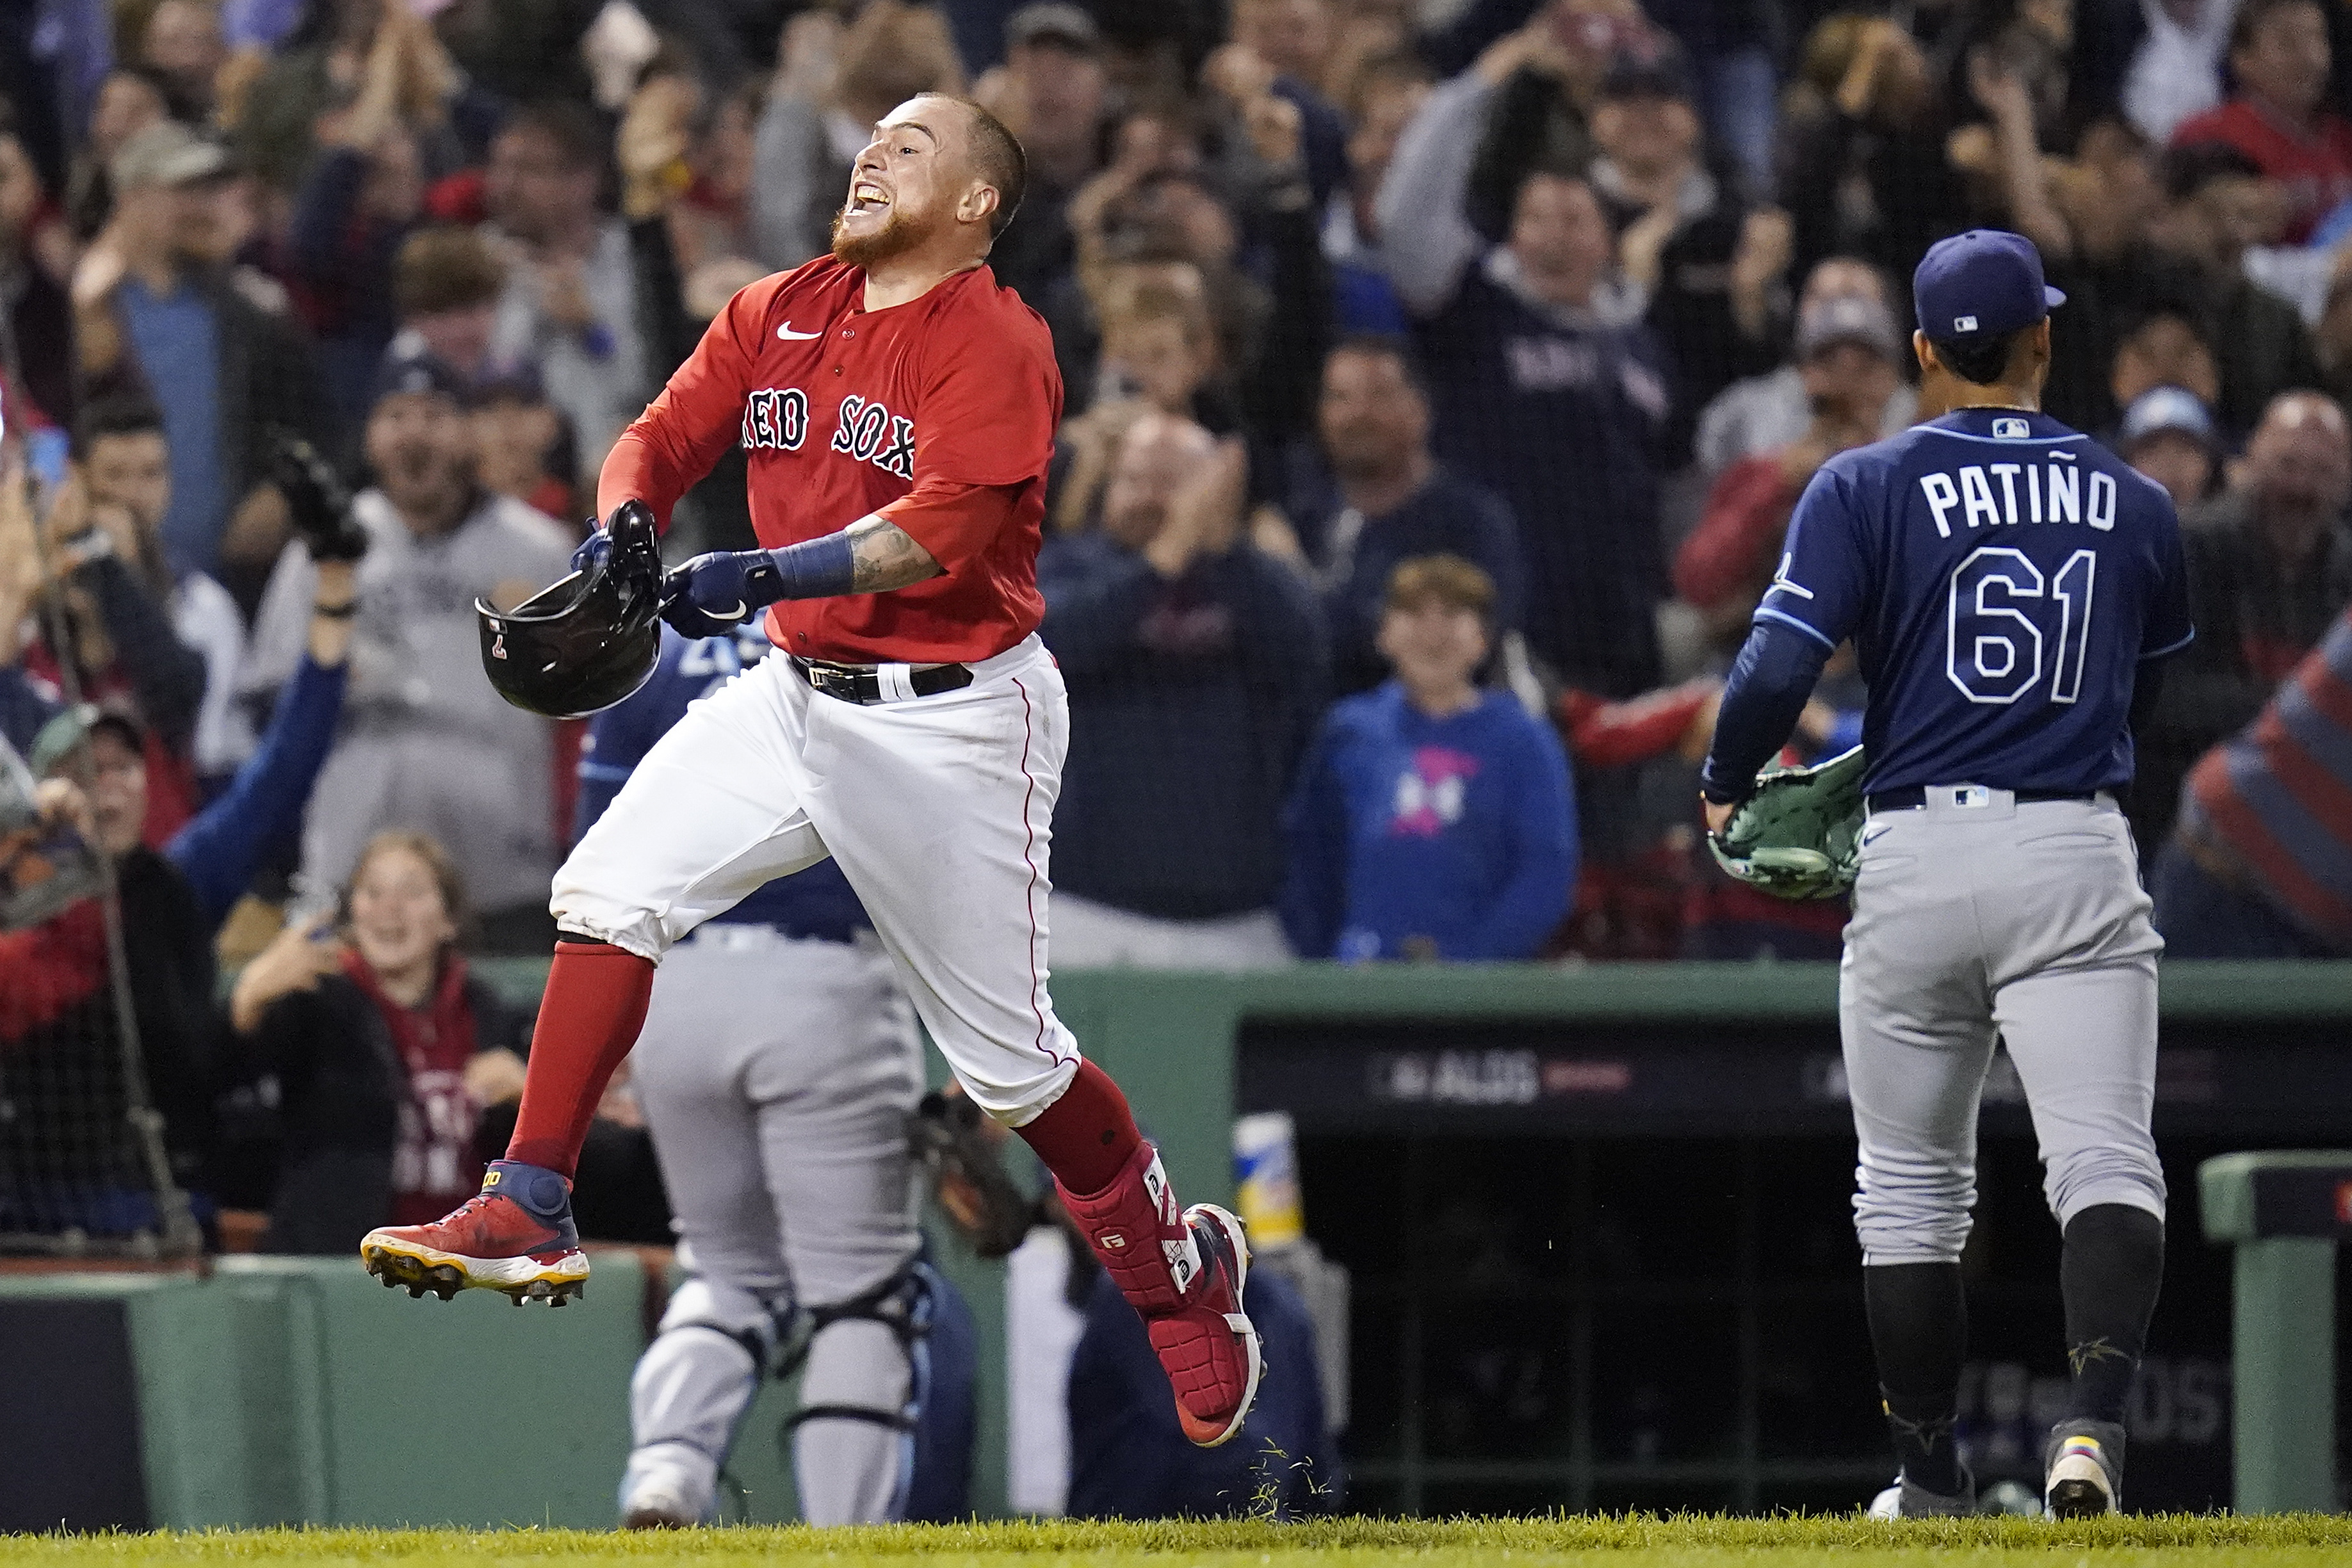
top-left (1915, 229), bottom-right (2066, 341)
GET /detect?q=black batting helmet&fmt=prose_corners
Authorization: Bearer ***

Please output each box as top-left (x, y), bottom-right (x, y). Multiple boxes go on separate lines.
top-left (476, 501), bottom-right (664, 718)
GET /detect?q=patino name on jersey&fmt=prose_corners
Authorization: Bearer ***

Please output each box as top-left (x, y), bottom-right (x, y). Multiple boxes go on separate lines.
top-left (1916, 445), bottom-right (2121, 538)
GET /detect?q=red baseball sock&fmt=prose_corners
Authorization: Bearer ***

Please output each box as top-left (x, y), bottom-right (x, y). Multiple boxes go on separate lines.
top-left (504, 939), bottom-right (654, 1179)
top-left (1015, 1059), bottom-right (1144, 1195)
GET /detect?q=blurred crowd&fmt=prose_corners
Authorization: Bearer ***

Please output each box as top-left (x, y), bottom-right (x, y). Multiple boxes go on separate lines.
top-left (4, 0), bottom-right (2352, 1258)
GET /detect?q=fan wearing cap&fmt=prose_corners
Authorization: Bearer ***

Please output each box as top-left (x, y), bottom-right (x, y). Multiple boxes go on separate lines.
top-left (71, 120), bottom-right (336, 601)
top-left (241, 350), bottom-right (574, 946)
top-left (0, 510), bottom-right (362, 1223)
top-left (971, 4), bottom-right (1111, 303)
top-left (2109, 385), bottom-right (2223, 511)
top-left (1698, 229), bottom-right (2193, 1521)
top-left (1587, 39), bottom-right (1791, 449)
top-left (1676, 293), bottom-right (1906, 635)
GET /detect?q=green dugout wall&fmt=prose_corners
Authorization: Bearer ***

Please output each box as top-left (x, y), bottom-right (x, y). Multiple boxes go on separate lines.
top-left (4, 960), bottom-right (2347, 1527)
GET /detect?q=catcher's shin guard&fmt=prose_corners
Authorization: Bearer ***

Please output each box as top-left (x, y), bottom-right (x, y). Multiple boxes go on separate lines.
top-left (784, 1265), bottom-right (937, 1524)
top-left (1058, 1142), bottom-right (1263, 1447)
top-left (621, 1277), bottom-right (781, 1526)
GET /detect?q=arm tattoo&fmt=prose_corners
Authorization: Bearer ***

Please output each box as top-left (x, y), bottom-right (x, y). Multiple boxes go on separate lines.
top-left (845, 514), bottom-right (943, 593)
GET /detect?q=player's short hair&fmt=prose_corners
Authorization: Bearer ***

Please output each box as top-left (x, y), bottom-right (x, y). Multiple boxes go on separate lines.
top-left (394, 227), bottom-right (507, 319)
top-left (2231, 0), bottom-right (2321, 56)
top-left (1927, 325), bottom-right (2035, 388)
top-left (73, 392), bottom-right (165, 459)
top-left (948, 96), bottom-right (1026, 239)
top-left (344, 829), bottom-right (473, 946)
top-left (1386, 554), bottom-right (1497, 622)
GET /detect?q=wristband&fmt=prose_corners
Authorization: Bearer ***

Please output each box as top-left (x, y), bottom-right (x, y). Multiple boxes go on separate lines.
top-left (314, 599), bottom-right (360, 619)
top-left (760, 531), bottom-right (859, 602)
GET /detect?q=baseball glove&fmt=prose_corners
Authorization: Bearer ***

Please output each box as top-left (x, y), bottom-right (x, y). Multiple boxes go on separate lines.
top-left (909, 1090), bottom-right (1037, 1259)
top-left (265, 428), bottom-right (369, 563)
top-left (1708, 745), bottom-right (1869, 900)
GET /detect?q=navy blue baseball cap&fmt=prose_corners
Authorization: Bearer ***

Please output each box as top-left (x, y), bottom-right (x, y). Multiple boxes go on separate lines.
top-left (1913, 229), bottom-right (2066, 343)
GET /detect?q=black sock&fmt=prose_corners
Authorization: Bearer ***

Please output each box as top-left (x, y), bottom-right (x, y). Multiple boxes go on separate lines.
top-left (1865, 1262), bottom-right (1966, 1494)
top-left (2060, 1203), bottom-right (2164, 1425)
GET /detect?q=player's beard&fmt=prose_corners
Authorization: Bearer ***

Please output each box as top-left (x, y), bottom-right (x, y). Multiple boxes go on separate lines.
top-left (831, 203), bottom-right (925, 269)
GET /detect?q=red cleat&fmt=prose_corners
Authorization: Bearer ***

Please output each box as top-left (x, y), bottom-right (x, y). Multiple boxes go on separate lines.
top-left (1060, 1146), bottom-right (1264, 1447)
top-left (359, 1159), bottom-right (590, 1305)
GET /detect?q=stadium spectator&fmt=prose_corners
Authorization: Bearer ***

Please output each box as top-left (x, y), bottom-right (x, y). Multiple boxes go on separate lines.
top-left (71, 394), bottom-right (250, 791)
top-left (139, 0), bottom-right (230, 125)
top-left (72, 120), bottom-right (335, 603)
top-left (1290, 337), bottom-right (1521, 696)
top-left (1778, 14), bottom-right (1970, 287)
top-left (2153, 602), bottom-right (2352, 958)
top-left (225, 830), bottom-right (533, 1254)
top-left (2117, 0), bottom-right (2236, 143)
top-left (1322, 49), bottom-right (1428, 336)
top-left (2111, 385), bottom-right (2225, 512)
top-left (480, 101), bottom-right (653, 490)
top-left (0, 104), bottom-right (77, 426)
top-left (1281, 555), bottom-right (1575, 962)
top-left (1694, 261), bottom-right (1917, 480)
top-left (235, 0), bottom-right (462, 195)
top-left (2170, 0), bottom-right (2352, 244)
top-left (471, 368), bottom-right (577, 527)
top-left (2, 506), bottom-right (357, 1223)
top-left (751, 3), bottom-right (967, 273)
top-left (386, 225), bottom-right (505, 387)
top-left (282, 24), bottom-right (429, 430)
top-left (2140, 391), bottom-right (2352, 855)
top-left (975, 4), bottom-right (1113, 307)
top-left (1039, 413), bottom-right (1327, 967)
top-left (241, 350), bottom-right (572, 949)
top-left (12, 464), bottom-right (209, 855)
top-left (1675, 298), bottom-right (1899, 643)
top-left (1379, 34), bottom-right (1672, 696)
top-left (1589, 40), bottom-right (1786, 448)
top-left (1224, 0), bottom-right (1349, 209)
top-left (2105, 292), bottom-right (2225, 430)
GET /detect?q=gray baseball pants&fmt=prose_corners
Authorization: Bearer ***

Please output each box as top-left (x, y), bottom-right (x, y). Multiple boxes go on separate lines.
top-left (620, 925), bottom-right (924, 1524)
top-left (1840, 789), bottom-right (2166, 1266)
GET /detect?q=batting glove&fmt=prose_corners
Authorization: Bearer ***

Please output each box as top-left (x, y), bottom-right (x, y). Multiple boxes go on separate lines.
top-left (660, 549), bottom-right (784, 640)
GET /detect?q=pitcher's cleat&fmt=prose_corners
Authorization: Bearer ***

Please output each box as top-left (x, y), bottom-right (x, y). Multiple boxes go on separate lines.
top-left (2043, 1420), bottom-right (2125, 1517)
top-left (1155, 1203), bottom-right (1264, 1449)
top-left (359, 1159), bottom-right (590, 1305)
top-left (1868, 1467), bottom-right (1977, 1518)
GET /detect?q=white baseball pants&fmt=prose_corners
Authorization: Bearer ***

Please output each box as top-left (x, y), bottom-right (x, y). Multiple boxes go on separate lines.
top-left (553, 634), bottom-right (1082, 1125)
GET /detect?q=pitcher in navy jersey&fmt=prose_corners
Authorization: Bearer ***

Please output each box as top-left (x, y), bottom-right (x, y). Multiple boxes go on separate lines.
top-left (1698, 232), bottom-right (2193, 1519)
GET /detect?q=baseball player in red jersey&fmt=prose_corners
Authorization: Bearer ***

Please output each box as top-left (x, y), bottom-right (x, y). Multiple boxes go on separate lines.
top-left (359, 95), bottom-right (1263, 1448)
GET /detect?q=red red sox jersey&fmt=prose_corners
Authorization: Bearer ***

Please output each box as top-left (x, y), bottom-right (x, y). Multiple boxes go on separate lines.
top-left (599, 257), bottom-right (1063, 665)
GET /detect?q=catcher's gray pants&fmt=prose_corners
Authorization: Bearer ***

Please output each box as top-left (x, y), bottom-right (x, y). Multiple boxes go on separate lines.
top-left (1840, 789), bottom-right (2166, 1266)
top-left (622, 926), bottom-right (924, 1524)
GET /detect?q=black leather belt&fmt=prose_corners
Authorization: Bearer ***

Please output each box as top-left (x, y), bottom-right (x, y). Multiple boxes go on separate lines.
top-left (1866, 786), bottom-right (2097, 812)
top-left (792, 656), bottom-right (973, 704)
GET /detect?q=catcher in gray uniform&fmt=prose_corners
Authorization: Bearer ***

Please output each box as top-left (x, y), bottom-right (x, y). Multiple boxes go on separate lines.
top-left (1701, 232), bottom-right (2194, 1518)
top-left (583, 627), bottom-right (937, 1526)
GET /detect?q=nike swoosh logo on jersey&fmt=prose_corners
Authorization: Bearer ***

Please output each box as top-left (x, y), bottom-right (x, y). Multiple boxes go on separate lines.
top-left (777, 323), bottom-right (822, 339)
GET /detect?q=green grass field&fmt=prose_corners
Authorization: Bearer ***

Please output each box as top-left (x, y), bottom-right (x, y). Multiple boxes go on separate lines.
top-left (5, 1517), bottom-right (2351, 1567)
